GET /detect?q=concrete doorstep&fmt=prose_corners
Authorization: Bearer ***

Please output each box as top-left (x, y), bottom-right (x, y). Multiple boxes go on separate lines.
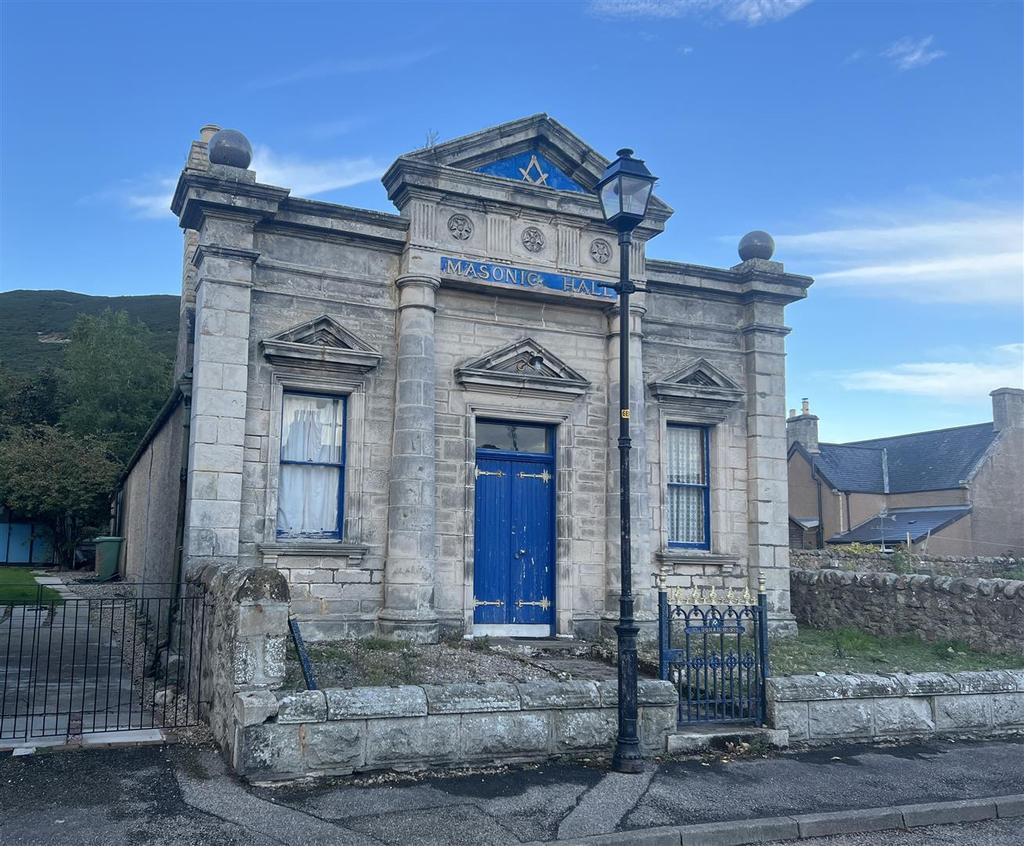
top-left (528, 793), bottom-right (1024, 846)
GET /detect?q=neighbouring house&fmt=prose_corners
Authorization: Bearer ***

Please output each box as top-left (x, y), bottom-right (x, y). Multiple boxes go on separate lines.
top-left (787, 391), bottom-right (1024, 556)
top-left (115, 115), bottom-right (813, 643)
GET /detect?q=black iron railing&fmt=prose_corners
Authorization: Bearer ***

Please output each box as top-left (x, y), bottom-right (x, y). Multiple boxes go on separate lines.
top-left (1, 582), bottom-right (207, 741)
top-left (657, 576), bottom-right (770, 726)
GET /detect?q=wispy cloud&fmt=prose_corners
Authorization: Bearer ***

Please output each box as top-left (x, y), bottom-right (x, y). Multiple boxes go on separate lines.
top-left (251, 48), bottom-right (442, 89)
top-left (91, 147), bottom-right (384, 219)
top-left (842, 344), bottom-right (1024, 401)
top-left (250, 145), bottom-right (383, 195)
top-left (590, 0), bottom-right (812, 26)
top-left (773, 202), bottom-right (1024, 305)
top-left (883, 35), bottom-right (946, 71)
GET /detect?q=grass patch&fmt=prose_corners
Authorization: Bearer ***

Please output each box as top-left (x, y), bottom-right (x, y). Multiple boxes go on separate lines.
top-left (770, 627), bottom-right (1024, 676)
top-left (0, 567), bottom-right (63, 605)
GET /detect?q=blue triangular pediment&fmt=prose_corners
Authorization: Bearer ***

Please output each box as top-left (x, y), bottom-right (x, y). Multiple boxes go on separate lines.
top-left (474, 149), bottom-right (587, 193)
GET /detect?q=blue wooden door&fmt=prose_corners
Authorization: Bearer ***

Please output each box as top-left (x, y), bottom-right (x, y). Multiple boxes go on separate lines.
top-left (473, 421), bottom-right (555, 631)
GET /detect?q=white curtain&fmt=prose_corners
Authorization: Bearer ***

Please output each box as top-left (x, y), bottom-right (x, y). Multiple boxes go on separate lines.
top-left (277, 395), bottom-right (343, 536)
top-left (667, 426), bottom-right (706, 545)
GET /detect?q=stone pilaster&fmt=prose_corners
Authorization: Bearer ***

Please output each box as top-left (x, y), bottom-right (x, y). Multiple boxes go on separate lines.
top-left (183, 235), bottom-right (258, 572)
top-left (379, 275), bottom-right (440, 643)
top-left (741, 303), bottom-right (796, 632)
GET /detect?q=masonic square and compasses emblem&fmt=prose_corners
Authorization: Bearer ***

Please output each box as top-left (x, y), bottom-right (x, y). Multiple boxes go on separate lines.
top-left (518, 154), bottom-right (549, 186)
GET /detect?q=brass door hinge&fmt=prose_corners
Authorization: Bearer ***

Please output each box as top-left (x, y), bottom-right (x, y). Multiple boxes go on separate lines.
top-left (473, 598), bottom-right (504, 608)
top-left (475, 466), bottom-right (505, 479)
top-left (515, 597), bottom-right (551, 611)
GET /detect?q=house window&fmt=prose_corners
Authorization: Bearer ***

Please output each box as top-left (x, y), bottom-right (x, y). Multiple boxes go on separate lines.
top-left (277, 392), bottom-right (346, 538)
top-left (666, 424), bottom-right (710, 549)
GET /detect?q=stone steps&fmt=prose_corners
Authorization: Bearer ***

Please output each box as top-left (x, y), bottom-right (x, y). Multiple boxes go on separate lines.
top-left (666, 722), bottom-right (789, 754)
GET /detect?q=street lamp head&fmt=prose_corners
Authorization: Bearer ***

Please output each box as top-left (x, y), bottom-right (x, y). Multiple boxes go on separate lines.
top-left (596, 148), bottom-right (657, 234)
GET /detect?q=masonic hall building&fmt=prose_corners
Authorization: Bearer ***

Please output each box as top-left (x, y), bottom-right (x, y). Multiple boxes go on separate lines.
top-left (117, 115), bottom-right (813, 642)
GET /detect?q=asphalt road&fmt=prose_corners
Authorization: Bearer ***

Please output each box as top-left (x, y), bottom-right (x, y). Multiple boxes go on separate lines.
top-left (1, 738), bottom-right (1022, 845)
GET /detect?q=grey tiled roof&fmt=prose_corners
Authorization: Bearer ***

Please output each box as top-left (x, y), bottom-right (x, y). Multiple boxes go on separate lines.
top-left (812, 423), bottom-right (997, 494)
top-left (829, 505), bottom-right (971, 544)
top-left (814, 444), bottom-right (886, 493)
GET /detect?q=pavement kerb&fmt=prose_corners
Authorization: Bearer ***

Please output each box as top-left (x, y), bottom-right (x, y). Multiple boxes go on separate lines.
top-left (524, 793), bottom-right (1024, 846)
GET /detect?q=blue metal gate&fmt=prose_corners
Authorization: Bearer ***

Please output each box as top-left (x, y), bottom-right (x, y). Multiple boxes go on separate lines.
top-left (656, 574), bottom-right (770, 725)
top-left (472, 422), bottom-right (555, 632)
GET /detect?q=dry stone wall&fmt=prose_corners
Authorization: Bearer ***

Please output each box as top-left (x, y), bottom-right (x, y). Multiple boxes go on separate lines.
top-left (769, 670), bottom-right (1024, 744)
top-left (791, 569), bottom-right (1024, 654)
top-left (791, 549), bottom-right (1022, 579)
top-left (230, 678), bottom-right (678, 780)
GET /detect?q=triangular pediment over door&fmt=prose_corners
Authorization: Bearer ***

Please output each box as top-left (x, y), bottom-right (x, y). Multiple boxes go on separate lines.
top-left (455, 337), bottom-right (590, 400)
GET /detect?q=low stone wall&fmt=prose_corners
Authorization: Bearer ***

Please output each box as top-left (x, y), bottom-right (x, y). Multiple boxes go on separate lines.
top-left (769, 670), bottom-right (1024, 744)
top-left (791, 549), bottom-right (1022, 579)
top-left (230, 678), bottom-right (677, 780)
top-left (185, 565), bottom-right (291, 746)
top-left (791, 569), bottom-right (1024, 655)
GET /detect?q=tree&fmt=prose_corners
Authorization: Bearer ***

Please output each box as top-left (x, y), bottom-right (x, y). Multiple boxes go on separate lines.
top-left (0, 426), bottom-right (121, 569)
top-left (60, 309), bottom-right (173, 463)
top-left (0, 365), bottom-right (66, 432)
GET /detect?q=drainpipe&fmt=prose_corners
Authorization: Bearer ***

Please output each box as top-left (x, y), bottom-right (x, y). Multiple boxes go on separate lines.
top-left (172, 377), bottom-right (193, 600)
top-left (810, 459), bottom-right (825, 549)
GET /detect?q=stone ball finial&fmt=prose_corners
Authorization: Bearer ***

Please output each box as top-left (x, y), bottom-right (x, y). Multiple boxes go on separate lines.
top-left (208, 128), bottom-right (252, 168)
top-left (738, 230), bottom-right (775, 261)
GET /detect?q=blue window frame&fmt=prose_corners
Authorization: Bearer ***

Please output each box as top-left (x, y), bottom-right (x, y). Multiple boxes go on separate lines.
top-left (666, 424), bottom-right (711, 550)
top-left (276, 392), bottom-right (346, 538)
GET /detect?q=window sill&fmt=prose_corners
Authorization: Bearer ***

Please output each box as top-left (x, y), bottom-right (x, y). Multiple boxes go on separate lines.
top-left (260, 540), bottom-right (368, 561)
top-left (656, 549), bottom-right (739, 569)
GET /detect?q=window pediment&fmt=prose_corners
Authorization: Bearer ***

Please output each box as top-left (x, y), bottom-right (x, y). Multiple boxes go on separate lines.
top-left (260, 315), bottom-right (382, 373)
top-left (649, 358), bottom-right (743, 418)
top-left (455, 338), bottom-right (590, 399)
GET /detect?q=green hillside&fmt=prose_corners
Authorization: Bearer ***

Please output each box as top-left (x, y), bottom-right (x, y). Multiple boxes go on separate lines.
top-left (0, 290), bottom-right (180, 376)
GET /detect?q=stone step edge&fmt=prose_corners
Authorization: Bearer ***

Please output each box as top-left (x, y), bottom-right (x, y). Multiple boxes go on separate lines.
top-left (665, 726), bottom-right (790, 754)
top-left (524, 793), bottom-right (1024, 846)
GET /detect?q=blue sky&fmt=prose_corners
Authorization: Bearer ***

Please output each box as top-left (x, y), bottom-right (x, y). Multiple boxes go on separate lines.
top-left (1, 0), bottom-right (1021, 441)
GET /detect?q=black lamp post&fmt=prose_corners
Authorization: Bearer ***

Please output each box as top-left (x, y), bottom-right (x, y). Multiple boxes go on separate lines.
top-left (596, 148), bottom-right (657, 774)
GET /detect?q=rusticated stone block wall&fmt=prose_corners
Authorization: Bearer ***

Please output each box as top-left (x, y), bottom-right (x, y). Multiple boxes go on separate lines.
top-left (791, 569), bottom-right (1024, 654)
top-left (769, 670), bottom-right (1024, 744)
top-left (230, 678), bottom-right (677, 780)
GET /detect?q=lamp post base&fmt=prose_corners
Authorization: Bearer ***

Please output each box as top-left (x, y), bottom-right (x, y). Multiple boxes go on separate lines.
top-left (612, 744), bottom-right (645, 773)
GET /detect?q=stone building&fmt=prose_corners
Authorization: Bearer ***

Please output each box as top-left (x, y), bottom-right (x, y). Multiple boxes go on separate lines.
top-left (117, 115), bottom-right (812, 642)
top-left (787, 391), bottom-right (1024, 556)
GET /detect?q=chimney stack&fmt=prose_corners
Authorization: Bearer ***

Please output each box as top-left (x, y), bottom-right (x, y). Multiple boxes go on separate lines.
top-left (787, 397), bottom-right (820, 453)
top-left (991, 387), bottom-right (1024, 432)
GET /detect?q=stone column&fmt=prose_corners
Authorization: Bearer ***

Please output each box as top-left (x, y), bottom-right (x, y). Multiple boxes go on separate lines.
top-left (604, 293), bottom-right (655, 638)
top-left (379, 275), bottom-right (440, 643)
top-left (741, 305), bottom-right (796, 633)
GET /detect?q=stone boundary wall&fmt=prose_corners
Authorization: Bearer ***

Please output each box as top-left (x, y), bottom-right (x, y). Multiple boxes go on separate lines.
top-left (185, 565), bottom-right (290, 746)
top-left (791, 548), bottom-right (1022, 579)
top-left (769, 670), bottom-right (1024, 745)
top-left (230, 679), bottom-right (677, 780)
top-left (791, 569), bottom-right (1024, 655)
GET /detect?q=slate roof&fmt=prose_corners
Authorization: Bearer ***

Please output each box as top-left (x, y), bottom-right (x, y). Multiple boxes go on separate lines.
top-left (808, 423), bottom-right (998, 494)
top-left (829, 506), bottom-right (971, 544)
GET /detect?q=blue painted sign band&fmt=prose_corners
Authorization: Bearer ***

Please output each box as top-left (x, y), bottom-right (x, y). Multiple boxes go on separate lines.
top-left (441, 256), bottom-right (617, 301)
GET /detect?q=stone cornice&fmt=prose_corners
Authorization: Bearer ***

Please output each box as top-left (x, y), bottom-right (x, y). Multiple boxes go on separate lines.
top-left (646, 258), bottom-right (813, 306)
top-left (172, 169), bottom-right (290, 231)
